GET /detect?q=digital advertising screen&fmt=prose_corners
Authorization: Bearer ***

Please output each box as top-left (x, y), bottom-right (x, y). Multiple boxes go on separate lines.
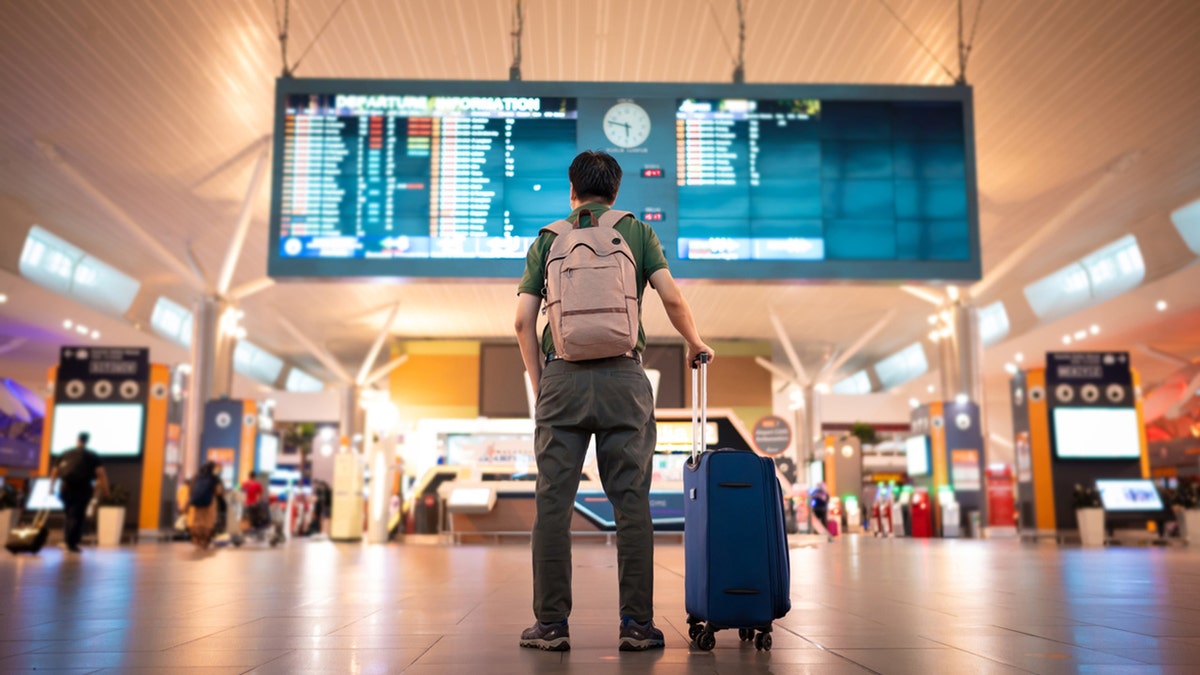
top-left (1095, 479), bottom-right (1165, 512)
top-left (25, 477), bottom-right (64, 511)
top-left (269, 79), bottom-right (979, 281)
top-left (50, 403), bottom-right (145, 458)
top-left (257, 433), bottom-right (280, 473)
top-left (905, 435), bottom-right (930, 476)
top-left (1052, 407), bottom-right (1142, 459)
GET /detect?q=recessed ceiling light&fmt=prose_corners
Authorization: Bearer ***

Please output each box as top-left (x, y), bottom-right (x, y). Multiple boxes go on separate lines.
top-left (91, 330), bottom-right (100, 340)
top-left (1004, 363), bottom-right (1018, 375)
top-left (1014, 352), bottom-right (1024, 363)
top-left (1156, 300), bottom-right (1168, 311)
top-left (63, 319), bottom-right (73, 329)
top-left (75, 325), bottom-right (89, 335)
top-left (0, 293), bottom-right (7, 304)
top-left (928, 330), bottom-right (940, 342)
top-left (1074, 330), bottom-right (1087, 340)
top-left (927, 384), bottom-right (935, 393)
top-left (955, 393), bottom-right (968, 405)
top-left (1089, 325), bottom-right (1100, 335)
top-left (1062, 335), bottom-right (1072, 345)
top-left (908, 397), bottom-right (920, 408)
top-left (927, 314), bottom-right (938, 325)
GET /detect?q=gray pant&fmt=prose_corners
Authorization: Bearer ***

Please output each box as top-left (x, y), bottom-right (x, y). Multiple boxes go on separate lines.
top-left (532, 356), bottom-right (657, 623)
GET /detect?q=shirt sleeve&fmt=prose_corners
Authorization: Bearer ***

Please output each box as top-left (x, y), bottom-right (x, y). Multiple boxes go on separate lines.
top-left (517, 234), bottom-right (551, 296)
top-left (642, 225), bottom-right (669, 279)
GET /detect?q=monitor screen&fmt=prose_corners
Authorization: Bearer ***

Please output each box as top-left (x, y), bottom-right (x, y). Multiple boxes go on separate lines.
top-left (50, 403), bottom-right (145, 457)
top-left (1052, 407), bottom-right (1142, 459)
top-left (1095, 479), bottom-right (1164, 511)
top-left (268, 80), bottom-right (979, 281)
top-left (257, 433), bottom-right (280, 473)
top-left (26, 477), bottom-right (64, 511)
top-left (906, 435), bottom-right (930, 476)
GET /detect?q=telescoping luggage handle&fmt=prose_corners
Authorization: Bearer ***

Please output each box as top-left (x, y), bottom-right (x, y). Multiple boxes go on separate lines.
top-left (691, 353), bottom-right (709, 463)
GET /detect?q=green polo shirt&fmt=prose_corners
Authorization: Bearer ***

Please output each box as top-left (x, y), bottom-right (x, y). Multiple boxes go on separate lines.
top-left (518, 202), bottom-right (669, 356)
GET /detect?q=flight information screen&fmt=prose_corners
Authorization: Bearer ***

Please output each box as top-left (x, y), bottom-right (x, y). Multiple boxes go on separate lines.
top-left (278, 94), bottom-right (575, 261)
top-left (268, 80), bottom-right (979, 280)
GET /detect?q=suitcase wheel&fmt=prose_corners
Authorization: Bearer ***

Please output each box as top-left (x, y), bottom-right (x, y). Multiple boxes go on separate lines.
top-left (738, 628), bottom-right (754, 642)
top-left (754, 632), bottom-right (772, 651)
top-left (695, 630), bottom-right (716, 651)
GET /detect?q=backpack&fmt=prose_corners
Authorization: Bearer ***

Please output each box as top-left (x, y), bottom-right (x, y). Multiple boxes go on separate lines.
top-left (190, 474), bottom-right (218, 508)
top-left (541, 209), bottom-right (639, 362)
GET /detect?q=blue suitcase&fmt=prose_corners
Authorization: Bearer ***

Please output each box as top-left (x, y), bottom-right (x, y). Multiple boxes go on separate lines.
top-left (684, 357), bottom-right (790, 651)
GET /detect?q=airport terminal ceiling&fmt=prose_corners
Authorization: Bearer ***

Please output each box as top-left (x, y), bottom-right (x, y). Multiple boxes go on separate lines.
top-left (1, 0), bottom-right (1199, 394)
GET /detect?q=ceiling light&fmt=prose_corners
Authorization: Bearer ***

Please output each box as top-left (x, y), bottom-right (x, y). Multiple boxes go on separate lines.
top-left (1074, 330), bottom-right (1087, 340)
top-left (1156, 300), bottom-right (1168, 311)
top-left (75, 325), bottom-right (89, 335)
top-left (955, 393), bottom-right (968, 405)
top-left (939, 310), bottom-right (952, 323)
top-left (908, 397), bottom-right (920, 409)
top-left (928, 330), bottom-right (940, 342)
top-left (1014, 352), bottom-right (1024, 363)
top-left (947, 286), bottom-right (960, 301)
top-left (927, 315), bottom-right (938, 325)
top-left (815, 383), bottom-right (831, 394)
top-left (927, 385), bottom-right (935, 394)
top-left (939, 326), bottom-right (953, 338)
top-left (91, 330), bottom-right (100, 339)
top-left (1062, 335), bottom-right (1072, 345)
top-left (63, 319), bottom-right (73, 329)
top-left (0, 293), bottom-right (7, 304)
top-left (1004, 363), bottom-right (1018, 375)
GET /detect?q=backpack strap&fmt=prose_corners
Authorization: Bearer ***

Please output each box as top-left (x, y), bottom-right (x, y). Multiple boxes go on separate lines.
top-left (598, 209), bottom-right (633, 228)
top-left (539, 219), bottom-right (574, 237)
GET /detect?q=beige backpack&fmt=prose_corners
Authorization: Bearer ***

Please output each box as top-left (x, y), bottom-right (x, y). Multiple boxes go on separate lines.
top-left (541, 209), bottom-right (639, 361)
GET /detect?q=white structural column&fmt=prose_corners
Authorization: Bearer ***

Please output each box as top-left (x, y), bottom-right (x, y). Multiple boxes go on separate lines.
top-left (938, 298), bottom-right (984, 404)
top-left (183, 297), bottom-right (239, 478)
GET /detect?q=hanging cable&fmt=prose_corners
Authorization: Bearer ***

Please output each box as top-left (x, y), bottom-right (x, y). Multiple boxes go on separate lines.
top-left (289, 0), bottom-right (353, 75)
top-left (509, 0), bottom-right (524, 81)
top-left (873, 0), bottom-right (957, 83)
top-left (956, 0), bottom-right (985, 84)
top-left (732, 0), bottom-right (746, 83)
top-left (273, 0), bottom-right (291, 77)
top-left (705, 0), bottom-right (737, 68)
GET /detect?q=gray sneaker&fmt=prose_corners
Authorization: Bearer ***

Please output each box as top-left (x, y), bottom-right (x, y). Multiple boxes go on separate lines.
top-left (619, 617), bottom-right (664, 651)
top-left (520, 619), bottom-right (570, 651)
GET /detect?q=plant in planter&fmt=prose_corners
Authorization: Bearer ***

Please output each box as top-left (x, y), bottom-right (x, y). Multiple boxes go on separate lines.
top-left (1072, 483), bottom-right (1105, 547)
top-left (849, 422), bottom-right (879, 447)
top-left (95, 484), bottom-right (129, 547)
top-left (1174, 482), bottom-right (1200, 544)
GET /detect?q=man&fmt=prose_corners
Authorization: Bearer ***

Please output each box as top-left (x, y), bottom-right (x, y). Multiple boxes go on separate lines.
top-left (49, 432), bottom-right (109, 553)
top-left (514, 150), bottom-right (715, 652)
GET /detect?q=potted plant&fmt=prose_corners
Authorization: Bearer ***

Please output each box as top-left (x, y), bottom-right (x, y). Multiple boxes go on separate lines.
top-left (1174, 482), bottom-right (1200, 544)
top-left (0, 484), bottom-right (19, 539)
top-left (1072, 483), bottom-right (1105, 547)
top-left (96, 484), bottom-right (129, 547)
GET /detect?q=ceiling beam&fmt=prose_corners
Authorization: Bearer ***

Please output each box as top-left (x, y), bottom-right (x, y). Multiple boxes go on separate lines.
top-left (362, 354), bottom-right (409, 388)
top-left (767, 307), bottom-right (809, 387)
top-left (899, 285), bottom-right (944, 306)
top-left (753, 356), bottom-right (802, 389)
top-left (277, 315), bottom-right (353, 384)
top-left (819, 310), bottom-right (898, 383)
top-left (216, 140), bottom-right (271, 296)
top-left (36, 140), bottom-right (206, 289)
top-left (356, 302), bottom-right (402, 386)
top-left (228, 277), bottom-right (275, 302)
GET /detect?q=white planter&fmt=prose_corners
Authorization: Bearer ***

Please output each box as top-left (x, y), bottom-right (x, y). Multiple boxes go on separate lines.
top-left (0, 509), bottom-right (13, 539)
top-left (1076, 507), bottom-right (1106, 547)
top-left (96, 506), bottom-right (126, 547)
top-left (1184, 509), bottom-right (1200, 545)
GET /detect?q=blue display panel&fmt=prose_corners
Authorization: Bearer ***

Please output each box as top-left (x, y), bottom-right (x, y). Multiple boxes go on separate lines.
top-left (268, 79), bottom-right (979, 281)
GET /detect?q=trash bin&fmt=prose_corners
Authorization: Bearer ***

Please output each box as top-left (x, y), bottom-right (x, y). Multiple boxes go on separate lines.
top-left (967, 509), bottom-right (981, 538)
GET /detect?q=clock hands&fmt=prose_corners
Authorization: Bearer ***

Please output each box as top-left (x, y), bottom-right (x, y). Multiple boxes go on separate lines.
top-left (607, 119), bottom-right (631, 137)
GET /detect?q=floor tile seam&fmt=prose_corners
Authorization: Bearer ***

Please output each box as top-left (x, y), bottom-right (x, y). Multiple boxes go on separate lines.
top-left (915, 636), bottom-right (1046, 673)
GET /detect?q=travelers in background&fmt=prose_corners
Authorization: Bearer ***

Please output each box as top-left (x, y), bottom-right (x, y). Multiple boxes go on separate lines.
top-left (186, 462), bottom-right (223, 549)
top-left (49, 432), bottom-right (109, 553)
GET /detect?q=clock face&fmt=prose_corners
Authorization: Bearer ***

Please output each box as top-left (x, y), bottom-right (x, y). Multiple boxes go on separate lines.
top-left (603, 101), bottom-right (651, 148)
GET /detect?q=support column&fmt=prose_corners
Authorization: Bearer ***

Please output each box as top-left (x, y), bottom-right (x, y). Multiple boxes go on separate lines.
top-left (937, 300), bottom-right (983, 404)
top-left (182, 296), bottom-right (239, 479)
top-left (339, 384), bottom-right (360, 441)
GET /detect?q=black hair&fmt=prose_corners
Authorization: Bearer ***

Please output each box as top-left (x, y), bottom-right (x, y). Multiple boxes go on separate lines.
top-left (569, 151), bottom-right (622, 204)
top-left (78, 432), bottom-right (90, 444)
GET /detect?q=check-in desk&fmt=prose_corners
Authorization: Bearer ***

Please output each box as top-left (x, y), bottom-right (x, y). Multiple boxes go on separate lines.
top-left (438, 479), bottom-right (688, 543)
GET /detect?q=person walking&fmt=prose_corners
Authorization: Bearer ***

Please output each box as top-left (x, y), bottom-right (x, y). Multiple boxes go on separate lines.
top-left (186, 462), bottom-right (223, 550)
top-left (49, 432), bottom-right (109, 553)
top-left (514, 150), bottom-right (714, 652)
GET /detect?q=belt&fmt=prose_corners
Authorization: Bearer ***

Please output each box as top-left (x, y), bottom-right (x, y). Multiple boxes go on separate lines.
top-left (546, 351), bottom-right (642, 365)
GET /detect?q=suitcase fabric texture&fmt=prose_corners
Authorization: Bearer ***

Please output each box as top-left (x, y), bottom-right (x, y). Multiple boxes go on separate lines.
top-left (6, 510), bottom-right (50, 555)
top-left (683, 356), bottom-right (791, 651)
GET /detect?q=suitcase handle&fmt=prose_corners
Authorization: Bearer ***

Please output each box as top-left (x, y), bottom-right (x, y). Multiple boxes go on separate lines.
top-left (691, 353), bottom-right (709, 463)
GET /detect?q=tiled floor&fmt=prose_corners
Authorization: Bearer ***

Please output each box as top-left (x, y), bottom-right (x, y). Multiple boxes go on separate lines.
top-left (3, 534), bottom-right (1200, 674)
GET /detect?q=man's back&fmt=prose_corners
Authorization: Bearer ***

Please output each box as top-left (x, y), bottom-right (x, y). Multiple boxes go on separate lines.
top-left (56, 448), bottom-right (98, 495)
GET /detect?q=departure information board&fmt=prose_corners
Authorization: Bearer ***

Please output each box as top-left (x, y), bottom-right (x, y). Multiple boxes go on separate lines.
top-left (269, 79), bottom-right (979, 281)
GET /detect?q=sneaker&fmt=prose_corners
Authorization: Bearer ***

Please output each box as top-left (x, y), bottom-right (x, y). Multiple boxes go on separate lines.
top-left (619, 616), bottom-right (665, 651)
top-left (520, 619), bottom-right (570, 651)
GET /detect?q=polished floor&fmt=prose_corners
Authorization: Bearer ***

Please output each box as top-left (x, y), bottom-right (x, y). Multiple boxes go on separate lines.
top-left (2, 534), bottom-right (1200, 674)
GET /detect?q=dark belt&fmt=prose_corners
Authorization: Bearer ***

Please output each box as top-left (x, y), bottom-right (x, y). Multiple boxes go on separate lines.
top-left (546, 351), bottom-right (642, 365)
